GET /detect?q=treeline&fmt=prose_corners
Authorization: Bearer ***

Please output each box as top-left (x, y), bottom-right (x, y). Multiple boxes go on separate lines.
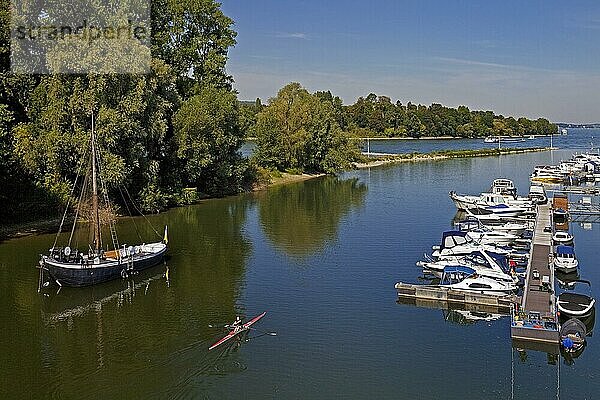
top-left (241, 92), bottom-right (557, 138)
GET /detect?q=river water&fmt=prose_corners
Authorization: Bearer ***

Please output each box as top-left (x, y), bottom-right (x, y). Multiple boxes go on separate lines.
top-left (1, 130), bottom-right (599, 399)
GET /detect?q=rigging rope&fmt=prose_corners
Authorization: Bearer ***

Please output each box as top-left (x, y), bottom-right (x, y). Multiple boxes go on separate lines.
top-left (53, 144), bottom-right (89, 250)
top-left (118, 186), bottom-right (143, 243)
top-left (123, 186), bottom-right (162, 239)
top-left (68, 160), bottom-right (90, 248)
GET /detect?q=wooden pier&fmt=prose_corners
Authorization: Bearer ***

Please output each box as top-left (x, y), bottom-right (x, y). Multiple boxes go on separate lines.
top-left (510, 202), bottom-right (559, 349)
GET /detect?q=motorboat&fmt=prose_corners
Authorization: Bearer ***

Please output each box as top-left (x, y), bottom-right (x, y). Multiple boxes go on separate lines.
top-left (528, 185), bottom-right (547, 205)
top-left (484, 136), bottom-right (498, 143)
top-left (553, 245), bottom-right (578, 273)
top-left (454, 219), bottom-right (526, 242)
top-left (458, 227), bottom-right (519, 246)
top-left (553, 208), bottom-right (569, 224)
top-left (483, 221), bottom-right (529, 236)
top-left (436, 265), bottom-right (516, 295)
top-left (558, 293), bottom-right (595, 318)
top-left (490, 179), bottom-right (518, 198)
top-left (530, 165), bottom-right (564, 183)
top-left (418, 250), bottom-right (518, 285)
top-left (466, 204), bottom-right (530, 221)
top-left (556, 269), bottom-right (581, 290)
top-left (431, 230), bottom-right (510, 259)
top-left (560, 318), bottom-right (587, 357)
top-left (455, 217), bottom-right (530, 238)
top-left (557, 280), bottom-right (595, 318)
top-left (553, 231), bottom-right (574, 246)
top-left (449, 180), bottom-right (533, 211)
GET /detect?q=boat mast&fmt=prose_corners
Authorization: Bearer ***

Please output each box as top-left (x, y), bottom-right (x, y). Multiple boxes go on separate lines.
top-left (91, 112), bottom-right (101, 254)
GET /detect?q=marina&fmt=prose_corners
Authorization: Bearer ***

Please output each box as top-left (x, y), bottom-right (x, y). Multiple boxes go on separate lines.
top-left (397, 148), bottom-right (600, 366)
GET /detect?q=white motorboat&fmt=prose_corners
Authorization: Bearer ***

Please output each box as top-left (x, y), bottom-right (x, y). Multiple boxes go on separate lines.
top-left (449, 180), bottom-right (533, 211)
top-left (460, 228), bottom-right (519, 246)
top-left (482, 221), bottom-right (529, 236)
top-left (431, 230), bottom-right (510, 259)
top-left (528, 185), bottom-right (548, 205)
top-left (466, 204), bottom-right (530, 221)
top-left (455, 217), bottom-right (529, 237)
top-left (436, 265), bottom-right (516, 295)
top-left (418, 250), bottom-right (518, 285)
top-left (490, 179), bottom-right (521, 198)
top-left (530, 165), bottom-right (564, 183)
top-left (554, 245), bottom-right (578, 273)
top-left (553, 231), bottom-right (574, 245)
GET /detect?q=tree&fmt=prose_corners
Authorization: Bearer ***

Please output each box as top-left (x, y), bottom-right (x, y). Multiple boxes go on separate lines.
top-left (174, 86), bottom-right (249, 196)
top-left (254, 83), bottom-right (359, 174)
top-left (4, 0), bottom-right (244, 216)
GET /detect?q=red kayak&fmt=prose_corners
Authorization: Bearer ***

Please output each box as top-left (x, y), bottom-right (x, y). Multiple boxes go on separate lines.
top-left (209, 312), bottom-right (267, 350)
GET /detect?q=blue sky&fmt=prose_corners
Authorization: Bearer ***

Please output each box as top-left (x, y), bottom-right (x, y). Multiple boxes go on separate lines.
top-left (220, 1), bottom-right (600, 122)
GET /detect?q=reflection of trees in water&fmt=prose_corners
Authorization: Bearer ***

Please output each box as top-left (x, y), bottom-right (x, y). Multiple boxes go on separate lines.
top-left (258, 176), bottom-right (367, 257)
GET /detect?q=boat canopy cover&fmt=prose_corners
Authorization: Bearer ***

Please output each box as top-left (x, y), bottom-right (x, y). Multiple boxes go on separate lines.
top-left (440, 230), bottom-right (469, 250)
top-left (442, 265), bottom-right (476, 275)
top-left (529, 185), bottom-right (545, 194)
top-left (487, 204), bottom-right (509, 209)
top-left (556, 245), bottom-right (575, 255)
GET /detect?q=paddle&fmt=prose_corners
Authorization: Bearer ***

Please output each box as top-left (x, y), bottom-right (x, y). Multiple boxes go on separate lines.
top-left (249, 327), bottom-right (277, 336)
top-left (208, 323), bottom-right (232, 329)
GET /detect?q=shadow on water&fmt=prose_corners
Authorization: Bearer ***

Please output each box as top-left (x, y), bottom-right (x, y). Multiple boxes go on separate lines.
top-left (257, 176), bottom-right (367, 258)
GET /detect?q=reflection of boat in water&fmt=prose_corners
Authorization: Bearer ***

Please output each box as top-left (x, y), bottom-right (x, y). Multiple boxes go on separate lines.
top-left (396, 296), bottom-right (510, 324)
top-left (444, 309), bottom-right (504, 325)
top-left (40, 116), bottom-right (168, 287)
top-left (42, 269), bottom-right (169, 325)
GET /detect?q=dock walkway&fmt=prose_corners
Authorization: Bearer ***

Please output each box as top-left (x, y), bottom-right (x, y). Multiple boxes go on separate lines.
top-left (511, 202), bottom-right (559, 349)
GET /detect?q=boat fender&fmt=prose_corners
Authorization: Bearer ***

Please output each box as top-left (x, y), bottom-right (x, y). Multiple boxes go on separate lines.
top-left (121, 269), bottom-right (127, 279)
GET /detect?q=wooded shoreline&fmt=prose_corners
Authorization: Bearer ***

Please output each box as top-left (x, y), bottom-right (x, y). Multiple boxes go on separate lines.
top-left (0, 146), bottom-right (550, 241)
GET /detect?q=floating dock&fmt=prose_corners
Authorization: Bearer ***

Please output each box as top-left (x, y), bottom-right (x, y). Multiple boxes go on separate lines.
top-left (510, 202), bottom-right (559, 350)
top-left (395, 283), bottom-right (516, 312)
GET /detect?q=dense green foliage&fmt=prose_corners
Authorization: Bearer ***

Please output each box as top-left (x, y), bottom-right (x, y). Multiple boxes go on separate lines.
top-left (174, 86), bottom-right (253, 197)
top-left (1, 0), bottom-right (250, 220)
top-left (246, 90), bottom-right (557, 140)
top-left (253, 83), bottom-right (360, 174)
top-left (343, 94), bottom-right (556, 138)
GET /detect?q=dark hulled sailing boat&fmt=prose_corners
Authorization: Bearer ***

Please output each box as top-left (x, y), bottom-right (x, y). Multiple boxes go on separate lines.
top-left (40, 117), bottom-right (167, 287)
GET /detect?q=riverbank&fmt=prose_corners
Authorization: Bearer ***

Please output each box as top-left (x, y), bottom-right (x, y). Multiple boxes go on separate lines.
top-left (0, 147), bottom-right (551, 241)
top-left (253, 171), bottom-right (326, 191)
top-left (353, 147), bottom-right (552, 169)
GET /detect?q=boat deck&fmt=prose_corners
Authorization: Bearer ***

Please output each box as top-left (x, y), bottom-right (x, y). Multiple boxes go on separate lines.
top-left (511, 202), bottom-right (559, 349)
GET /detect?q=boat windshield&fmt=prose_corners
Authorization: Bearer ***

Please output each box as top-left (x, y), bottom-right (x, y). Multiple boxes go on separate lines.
top-left (464, 252), bottom-right (491, 269)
